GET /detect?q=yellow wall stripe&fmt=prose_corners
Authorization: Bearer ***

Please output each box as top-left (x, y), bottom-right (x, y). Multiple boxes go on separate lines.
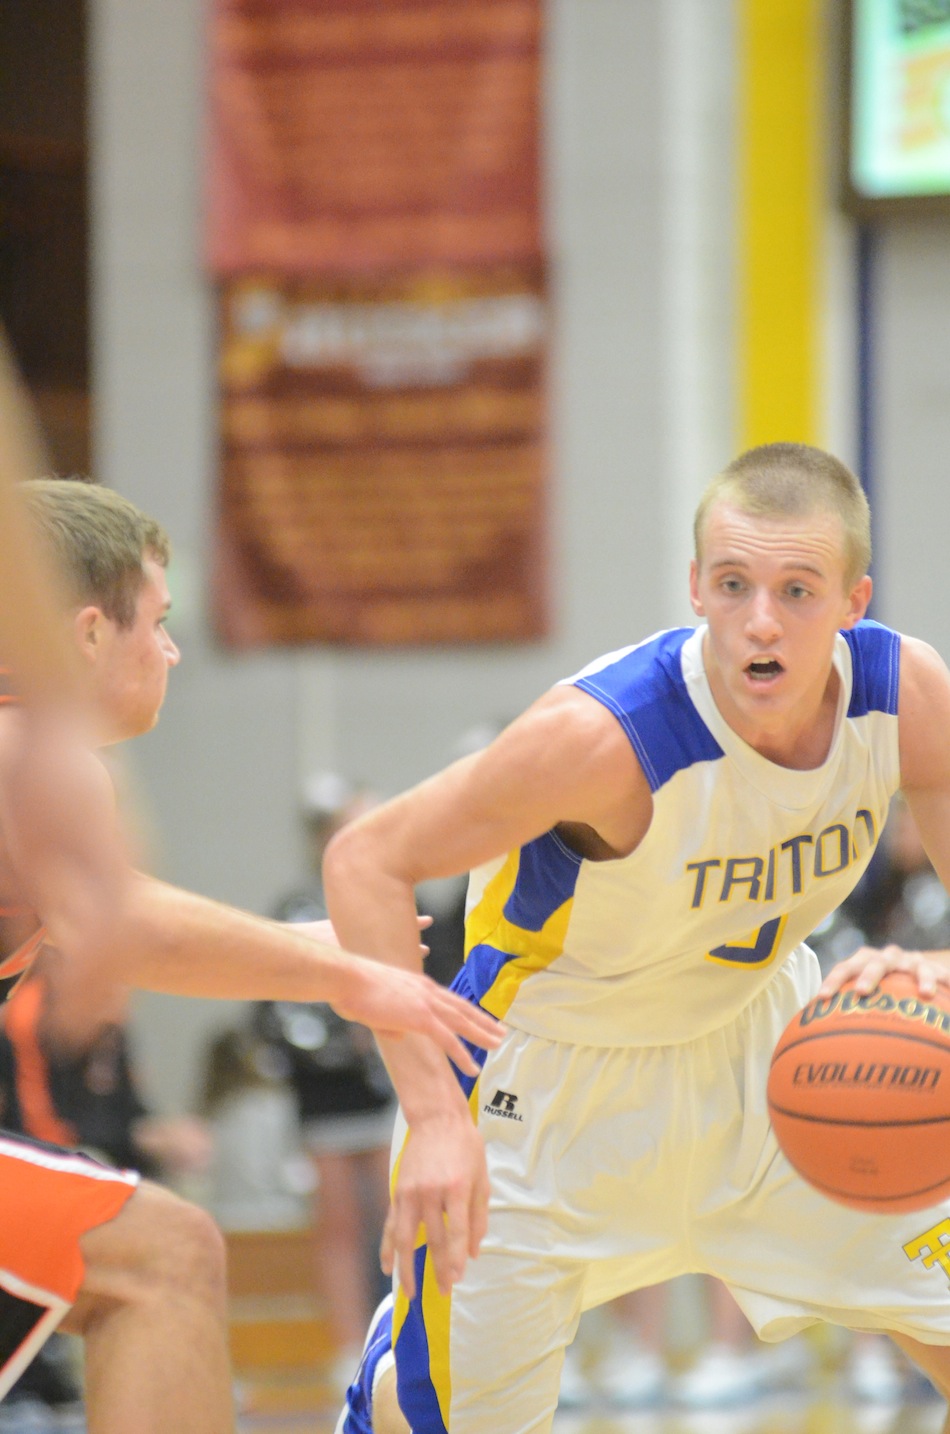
top-left (738, 0), bottom-right (824, 447)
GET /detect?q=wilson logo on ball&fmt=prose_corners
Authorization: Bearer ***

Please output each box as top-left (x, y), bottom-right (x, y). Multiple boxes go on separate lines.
top-left (798, 988), bottom-right (950, 1032)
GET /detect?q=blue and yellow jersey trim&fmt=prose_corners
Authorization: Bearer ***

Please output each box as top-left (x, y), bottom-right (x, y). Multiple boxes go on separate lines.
top-left (460, 831), bottom-right (581, 1020)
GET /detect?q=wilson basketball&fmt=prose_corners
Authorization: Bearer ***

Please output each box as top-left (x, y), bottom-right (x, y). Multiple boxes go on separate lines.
top-left (767, 971), bottom-right (950, 1213)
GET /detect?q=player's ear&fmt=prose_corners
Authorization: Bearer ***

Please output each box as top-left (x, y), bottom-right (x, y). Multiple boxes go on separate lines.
top-left (841, 574), bottom-right (872, 629)
top-left (73, 605), bottom-right (105, 663)
top-left (689, 559), bottom-right (705, 617)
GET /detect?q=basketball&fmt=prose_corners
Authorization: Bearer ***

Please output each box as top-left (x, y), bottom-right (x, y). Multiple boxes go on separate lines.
top-left (767, 971), bottom-right (950, 1214)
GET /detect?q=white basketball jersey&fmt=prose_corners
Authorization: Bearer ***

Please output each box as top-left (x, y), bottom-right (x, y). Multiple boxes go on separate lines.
top-left (457, 621), bottom-right (901, 1047)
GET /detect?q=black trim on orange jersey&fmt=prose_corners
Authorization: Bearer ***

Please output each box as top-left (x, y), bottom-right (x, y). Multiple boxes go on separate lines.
top-left (4, 975), bottom-right (76, 1148)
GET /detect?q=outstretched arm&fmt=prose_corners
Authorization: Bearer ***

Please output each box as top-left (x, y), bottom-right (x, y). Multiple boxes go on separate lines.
top-left (114, 876), bottom-right (501, 1074)
top-left (0, 733), bottom-right (502, 1074)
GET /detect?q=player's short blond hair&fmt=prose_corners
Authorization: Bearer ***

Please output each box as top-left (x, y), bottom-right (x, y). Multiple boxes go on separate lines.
top-left (19, 478), bottom-right (171, 629)
top-left (693, 443), bottom-right (871, 589)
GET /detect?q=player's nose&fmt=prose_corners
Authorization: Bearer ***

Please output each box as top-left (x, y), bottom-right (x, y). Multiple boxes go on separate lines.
top-left (745, 589), bottom-right (781, 642)
top-left (163, 631), bottom-right (181, 666)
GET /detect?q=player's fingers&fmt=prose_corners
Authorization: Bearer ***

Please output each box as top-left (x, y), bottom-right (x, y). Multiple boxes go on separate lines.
top-left (389, 1197), bottom-right (420, 1301)
top-left (818, 947), bottom-right (887, 997)
top-left (417, 914), bottom-right (433, 930)
top-left (426, 1190), bottom-right (469, 1296)
top-left (380, 1208), bottom-right (396, 1278)
top-left (422, 997), bottom-right (501, 1075)
top-left (468, 1164), bottom-right (491, 1257)
top-left (440, 989), bottom-right (505, 1049)
top-left (444, 1188), bottom-right (472, 1291)
top-left (913, 955), bottom-right (940, 998)
top-left (851, 955), bottom-right (888, 994)
top-left (917, 968), bottom-right (938, 999)
top-left (817, 956), bottom-right (863, 996)
top-left (418, 1194), bottom-right (450, 1293)
top-left (438, 1030), bottom-right (480, 1077)
top-left (394, 1024), bottom-right (488, 1071)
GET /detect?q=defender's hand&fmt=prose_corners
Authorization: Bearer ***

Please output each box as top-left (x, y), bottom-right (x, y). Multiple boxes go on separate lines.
top-left (330, 960), bottom-right (503, 1077)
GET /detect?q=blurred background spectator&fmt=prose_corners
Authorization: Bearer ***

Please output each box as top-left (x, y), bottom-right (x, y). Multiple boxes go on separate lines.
top-left (260, 772), bottom-right (396, 1392)
top-left (200, 1024), bottom-right (311, 1234)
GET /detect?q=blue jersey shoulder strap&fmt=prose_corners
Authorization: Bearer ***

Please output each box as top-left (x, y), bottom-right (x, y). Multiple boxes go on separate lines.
top-left (842, 620), bottom-right (900, 718)
top-left (571, 629), bottom-right (723, 793)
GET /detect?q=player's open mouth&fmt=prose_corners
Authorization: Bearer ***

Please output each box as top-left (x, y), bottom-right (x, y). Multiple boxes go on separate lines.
top-left (745, 659), bottom-right (783, 682)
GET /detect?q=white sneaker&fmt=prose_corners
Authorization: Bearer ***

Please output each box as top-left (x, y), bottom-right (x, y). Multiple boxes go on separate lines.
top-left (597, 1344), bottom-right (666, 1408)
top-left (671, 1344), bottom-right (765, 1409)
top-left (558, 1342), bottom-right (595, 1408)
top-left (846, 1339), bottom-right (905, 1404)
top-left (330, 1343), bottom-right (368, 1396)
top-left (333, 1295), bottom-right (395, 1434)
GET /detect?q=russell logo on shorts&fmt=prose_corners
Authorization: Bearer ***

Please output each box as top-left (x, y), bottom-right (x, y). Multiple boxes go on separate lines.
top-left (483, 1089), bottom-right (524, 1121)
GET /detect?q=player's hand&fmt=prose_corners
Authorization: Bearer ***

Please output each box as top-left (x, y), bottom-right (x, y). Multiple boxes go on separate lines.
top-left (381, 1111), bottom-right (490, 1300)
top-left (329, 959), bottom-right (503, 1077)
top-left (818, 943), bottom-right (950, 1000)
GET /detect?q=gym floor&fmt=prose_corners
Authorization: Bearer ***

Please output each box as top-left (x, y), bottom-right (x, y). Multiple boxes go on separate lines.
top-left (232, 1377), bottom-right (947, 1433)
top-left (1, 1368), bottom-right (937, 1430)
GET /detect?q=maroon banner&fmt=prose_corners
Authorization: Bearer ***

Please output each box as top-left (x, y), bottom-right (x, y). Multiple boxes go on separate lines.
top-left (213, 268), bottom-right (548, 646)
top-left (206, 0), bottom-right (542, 275)
top-left (206, 0), bottom-right (547, 647)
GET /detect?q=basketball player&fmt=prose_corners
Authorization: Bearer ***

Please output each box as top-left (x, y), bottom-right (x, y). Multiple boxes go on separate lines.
top-left (0, 477), bottom-right (502, 1434)
top-left (324, 443), bottom-right (950, 1434)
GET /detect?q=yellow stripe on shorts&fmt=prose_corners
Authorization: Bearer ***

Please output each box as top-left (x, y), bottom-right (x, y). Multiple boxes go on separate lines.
top-left (422, 1246), bottom-right (453, 1428)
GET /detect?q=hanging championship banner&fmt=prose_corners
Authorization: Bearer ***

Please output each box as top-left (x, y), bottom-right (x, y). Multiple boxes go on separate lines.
top-left (206, 0), bottom-right (547, 646)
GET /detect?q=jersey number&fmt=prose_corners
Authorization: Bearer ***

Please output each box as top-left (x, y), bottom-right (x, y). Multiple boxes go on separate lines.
top-left (705, 914), bottom-right (787, 969)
